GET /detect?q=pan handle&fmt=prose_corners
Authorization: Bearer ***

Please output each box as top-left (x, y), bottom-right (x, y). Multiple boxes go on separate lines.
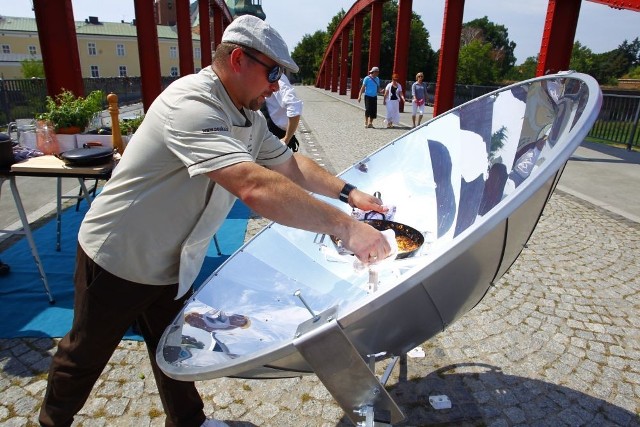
top-left (365, 191), bottom-right (385, 220)
top-left (364, 211), bottom-right (386, 220)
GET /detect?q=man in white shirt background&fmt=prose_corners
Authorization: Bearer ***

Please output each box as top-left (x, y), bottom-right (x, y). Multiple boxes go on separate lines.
top-left (263, 74), bottom-right (303, 151)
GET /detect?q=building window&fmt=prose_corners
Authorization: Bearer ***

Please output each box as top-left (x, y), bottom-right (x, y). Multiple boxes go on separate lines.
top-left (88, 42), bottom-right (97, 56)
top-left (116, 44), bottom-right (125, 56)
top-left (169, 46), bottom-right (177, 59)
top-left (194, 47), bottom-right (201, 59)
top-left (119, 66), bottom-right (127, 77)
top-left (2, 45), bottom-right (10, 54)
top-left (90, 65), bottom-right (100, 78)
top-left (170, 67), bottom-right (178, 77)
top-left (28, 45), bottom-right (37, 55)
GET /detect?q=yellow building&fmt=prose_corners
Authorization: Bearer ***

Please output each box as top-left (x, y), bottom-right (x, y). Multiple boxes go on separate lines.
top-left (0, 15), bottom-right (202, 79)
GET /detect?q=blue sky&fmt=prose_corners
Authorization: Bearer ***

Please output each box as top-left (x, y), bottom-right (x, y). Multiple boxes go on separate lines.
top-left (4, 0), bottom-right (639, 64)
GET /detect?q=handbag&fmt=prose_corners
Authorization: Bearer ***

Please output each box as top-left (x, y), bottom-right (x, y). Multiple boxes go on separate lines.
top-left (59, 146), bottom-right (114, 166)
top-left (416, 98), bottom-right (425, 106)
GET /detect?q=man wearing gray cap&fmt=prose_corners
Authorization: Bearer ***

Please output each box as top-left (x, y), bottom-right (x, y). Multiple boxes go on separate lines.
top-left (38, 14), bottom-right (391, 427)
top-left (358, 66), bottom-right (381, 128)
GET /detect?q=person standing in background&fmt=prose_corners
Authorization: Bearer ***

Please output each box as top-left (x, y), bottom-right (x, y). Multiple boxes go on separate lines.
top-left (411, 72), bottom-right (427, 128)
top-left (357, 66), bottom-right (381, 128)
top-left (383, 73), bottom-right (405, 128)
top-left (263, 74), bottom-right (303, 152)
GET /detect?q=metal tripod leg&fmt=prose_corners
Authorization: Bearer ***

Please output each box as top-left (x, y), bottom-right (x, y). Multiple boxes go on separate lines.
top-left (293, 308), bottom-right (404, 426)
top-left (6, 177), bottom-right (55, 303)
top-left (56, 177), bottom-right (94, 251)
top-left (213, 234), bottom-right (222, 255)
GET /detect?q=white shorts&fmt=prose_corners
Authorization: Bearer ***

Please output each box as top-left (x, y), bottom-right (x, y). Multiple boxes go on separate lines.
top-left (412, 101), bottom-right (425, 116)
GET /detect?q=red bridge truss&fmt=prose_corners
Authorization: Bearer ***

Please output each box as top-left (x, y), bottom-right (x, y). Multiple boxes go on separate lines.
top-left (315, 0), bottom-right (640, 116)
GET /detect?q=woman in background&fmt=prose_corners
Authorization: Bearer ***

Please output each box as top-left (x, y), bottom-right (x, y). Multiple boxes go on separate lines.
top-left (411, 72), bottom-right (427, 128)
top-left (383, 73), bottom-right (405, 128)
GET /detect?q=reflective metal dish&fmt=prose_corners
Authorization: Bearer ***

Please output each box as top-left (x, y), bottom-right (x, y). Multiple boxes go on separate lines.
top-left (158, 73), bottom-right (602, 386)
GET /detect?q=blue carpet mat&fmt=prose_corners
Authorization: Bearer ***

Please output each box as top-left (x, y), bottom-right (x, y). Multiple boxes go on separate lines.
top-left (0, 200), bottom-right (250, 339)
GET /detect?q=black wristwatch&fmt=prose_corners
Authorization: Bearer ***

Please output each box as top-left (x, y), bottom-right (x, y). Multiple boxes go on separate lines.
top-left (339, 183), bottom-right (357, 204)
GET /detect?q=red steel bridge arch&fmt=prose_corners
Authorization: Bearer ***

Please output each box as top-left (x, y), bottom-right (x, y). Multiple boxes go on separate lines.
top-left (315, 0), bottom-right (640, 117)
top-left (33, 0), bottom-right (233, 112)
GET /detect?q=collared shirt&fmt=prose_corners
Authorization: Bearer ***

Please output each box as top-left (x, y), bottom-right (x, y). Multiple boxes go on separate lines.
top-left (265, 74), bottom-right (303, 131)
top-left (79, 67), bottom-right (291, 295)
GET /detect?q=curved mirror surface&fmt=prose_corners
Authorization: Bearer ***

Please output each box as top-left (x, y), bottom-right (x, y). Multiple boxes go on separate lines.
top-left (158, 73), bottom-right (601, 379)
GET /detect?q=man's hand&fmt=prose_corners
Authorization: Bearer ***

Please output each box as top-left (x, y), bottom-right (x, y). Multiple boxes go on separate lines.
top-left (348, 188), bottom-right (388, 214)
top-left (340, 220), bottom-right (392, 264)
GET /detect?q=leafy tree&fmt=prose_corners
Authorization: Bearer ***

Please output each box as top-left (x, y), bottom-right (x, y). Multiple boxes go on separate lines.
top-left (592, 50), bottom-right (628, 85)
top-left (617, 38), bottom-right (640, 69)
top-left (290, 1), bottom-right (436, 84)
top-left (292, 31), bottom-right (327, 85)
top-left (462, 16), bottom-right (516, 80)
top-left (457, 40), bottom-right (498, 84)
top-left (504, 56), bottom-right (538, 81)
top-left (363, 1), bottom-right (436, 81)
top-left (624, 65), bottom-right (640, 79)
top-left (569, 41), bottom-right (595, 74)
top-left (21, 59), bottom-right (45, 78)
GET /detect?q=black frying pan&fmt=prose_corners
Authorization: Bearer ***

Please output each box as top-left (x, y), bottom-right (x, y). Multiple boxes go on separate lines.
top-left (362, 218), bottom-right (424, 259)
top-left (330, 216), bottom-right (424, 260)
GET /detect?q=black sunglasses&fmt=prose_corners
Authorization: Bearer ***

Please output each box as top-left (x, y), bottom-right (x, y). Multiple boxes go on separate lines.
top-left (242, 49), bottom-right (283, 83)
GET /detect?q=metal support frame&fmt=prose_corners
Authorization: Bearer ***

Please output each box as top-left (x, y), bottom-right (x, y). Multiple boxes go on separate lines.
top-left (0, 176), bottom-right (54, 303)
top-left (293, 307), bottom-right (404, 426)
top-left (56, 177), bottom-right (94, 251)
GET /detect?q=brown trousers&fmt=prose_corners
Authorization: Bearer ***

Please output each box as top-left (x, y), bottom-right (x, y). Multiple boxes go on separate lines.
top-left (39, 245), bottom-right (205, 427)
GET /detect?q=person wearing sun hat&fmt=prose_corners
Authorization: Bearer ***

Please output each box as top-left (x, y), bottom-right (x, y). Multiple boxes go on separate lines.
top-left (39, 14), bottom-right (392, 427)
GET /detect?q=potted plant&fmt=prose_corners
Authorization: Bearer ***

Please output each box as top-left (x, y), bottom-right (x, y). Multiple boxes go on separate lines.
top-left (35, 89), bottom-right (104, 152)
top-left (38, 89), bottom-right (104, 134)
top-left (119, 114), bottom-right (144, 136)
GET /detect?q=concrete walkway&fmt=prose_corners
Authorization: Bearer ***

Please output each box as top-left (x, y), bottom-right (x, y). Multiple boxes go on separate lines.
top-left (1, 86), bottom-right (639, 426)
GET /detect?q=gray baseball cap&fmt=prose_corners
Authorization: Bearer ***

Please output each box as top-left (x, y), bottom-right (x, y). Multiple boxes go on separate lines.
top-left (222, 15), bottom-right (299, 73)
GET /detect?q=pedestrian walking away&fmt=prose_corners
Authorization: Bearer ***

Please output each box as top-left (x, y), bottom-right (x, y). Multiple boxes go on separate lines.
top-left (37, 14), bottom-right (392, 427)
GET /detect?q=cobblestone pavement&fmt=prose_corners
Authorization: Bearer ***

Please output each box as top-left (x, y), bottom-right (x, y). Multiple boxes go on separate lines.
top-left (1, 87), bottom-right (639, 426)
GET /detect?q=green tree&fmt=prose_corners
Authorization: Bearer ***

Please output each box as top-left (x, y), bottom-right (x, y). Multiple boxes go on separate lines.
top-left (291, 31), bottom-right (327, 85)
top-left (625, 65), bottom-right (640, 79)
top-left (20, 59), bottom-right (45, 78)
top-left (569, 41), bottom-right (595, 74)
top-left (462, 16), bottom-right (516, 80)
top-left (363, 1), bottom-right (436, 81)
top-left (504, 56), bottom-right (538, 81)
top-left (290, 1), bottom-right (436, 84)
top-left (618, 38), bottom-right (640, 69)
top-left (457, 39), bottom-right (498, 84)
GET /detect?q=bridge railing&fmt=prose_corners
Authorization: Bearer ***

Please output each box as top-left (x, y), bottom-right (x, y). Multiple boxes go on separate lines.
top-left (0, 76), bottom-right (179, 126)
top-left (588, 93), bottom-right (640, 150)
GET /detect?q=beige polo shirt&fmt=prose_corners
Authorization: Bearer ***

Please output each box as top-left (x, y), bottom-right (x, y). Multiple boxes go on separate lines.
top-left (79, 67), bottom-right (291, 293)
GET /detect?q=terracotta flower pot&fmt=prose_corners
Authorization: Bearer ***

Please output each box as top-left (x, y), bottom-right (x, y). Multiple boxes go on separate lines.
top-left (56, 126), bottom-right (83, 135)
